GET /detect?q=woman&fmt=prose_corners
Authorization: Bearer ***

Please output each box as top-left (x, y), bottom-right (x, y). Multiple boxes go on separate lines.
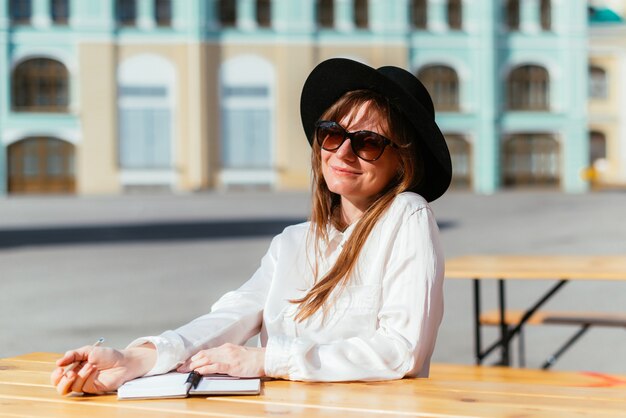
top-left (51, 58), bottom-right (452, 394)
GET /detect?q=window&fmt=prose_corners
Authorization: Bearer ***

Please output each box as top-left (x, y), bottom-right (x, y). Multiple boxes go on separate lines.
top-left (540, 0), bottom-right (551, 31)
top-left (51, 0), bottom-right (69, 25)
top-left (503, 134), bottom-right (559, 187)
top-left (155, 0), bottom-right (172, 26)
top-left (317, 0), bottom-right (334, 28)
top-left (508, 65), bottom-right (549, 110)
top-left (116, 0), bottom-right (136, 26)
top-left (117, 55), bottom-right (175, 172)
top-left (220, 56), bottom-right (275, 184)
top-left (221, 91), bottom-right (272, 169)
top-left (589, 131), bottom-right (607, 165)
top-left (12, 58), bottom-right (69, 112)
top-left (220, 0), bottom-right (237, 27)
top-left (445, 134), bottom-right (471, 189)
top-left (9, 0), bottom-right (31, 24)
top-left (417, 65), bottom-right (460, 111)
top-left (589, 66), bottom-right (607, 99)
top-left (118, 89), bottom-right (171, 169)
top-left (7, 137), bottom-right (76, 194)
top-left (506, 0), bottom-right (519, 31)
top-left (354, 0), bottom-right (368, 29)
top-left (447, 0), bottom-right (462, 30)
top-left (410, 0), bottom-right (427, 29)
top-left (256, 0), bottom-right (271, 28)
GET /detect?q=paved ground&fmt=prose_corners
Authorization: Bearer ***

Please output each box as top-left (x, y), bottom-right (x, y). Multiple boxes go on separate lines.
top-left (1, 190), bottom-right (625, 374)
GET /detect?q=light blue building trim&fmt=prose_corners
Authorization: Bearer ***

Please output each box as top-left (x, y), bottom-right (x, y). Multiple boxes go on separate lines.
top-left (0, 1), bottom-right (9, 195)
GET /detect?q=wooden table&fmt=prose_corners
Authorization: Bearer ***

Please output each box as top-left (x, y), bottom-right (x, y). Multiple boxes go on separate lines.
top-left (2, 352), bottom-right (626, 417)
top-left (445, 255), bottom-right (626, 367)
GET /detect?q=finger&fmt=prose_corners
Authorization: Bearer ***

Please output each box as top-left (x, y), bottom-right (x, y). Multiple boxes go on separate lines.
top-left (195, 363), bottom-right (229, 376)
top-left (56, 372), bottom-right (77, 396)
top-left (70, 363), bottom-right (96, 394)
top-left (190, 350), bottom-right (209, 362)
top-left (177, 361), bottom-right (191, 373)
top-left (51, 367), bottom-right (65, 386)
top-left (56, 352), bottom-right (78, 368)
top-left (81, 369), bottom-right (106, 395)
top-left (56, 346), bottom-right (93, 367)
top-left (185, 352), bottom-right (213, 371)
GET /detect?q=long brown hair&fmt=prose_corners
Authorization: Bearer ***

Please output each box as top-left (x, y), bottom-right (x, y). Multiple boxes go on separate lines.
top-left (292, 89), bottom-right (424, 321)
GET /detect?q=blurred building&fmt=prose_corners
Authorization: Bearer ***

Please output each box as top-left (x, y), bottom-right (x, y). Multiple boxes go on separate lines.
top-left (0, 0), bottom-right (594, 195)
top-left (588, 0), bottom-right (626, 188)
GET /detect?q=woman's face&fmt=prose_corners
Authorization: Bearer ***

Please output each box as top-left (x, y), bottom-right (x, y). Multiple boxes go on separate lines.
top-left (321, 101), bottom-right (400, 208)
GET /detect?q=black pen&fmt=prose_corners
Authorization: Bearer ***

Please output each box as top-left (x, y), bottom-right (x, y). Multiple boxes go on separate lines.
top-left (185, 371), bottom-right (202, 391)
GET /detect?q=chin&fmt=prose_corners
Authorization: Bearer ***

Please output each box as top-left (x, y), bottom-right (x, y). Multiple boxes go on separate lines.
top-left (326, 181), bottom-right (357, 196)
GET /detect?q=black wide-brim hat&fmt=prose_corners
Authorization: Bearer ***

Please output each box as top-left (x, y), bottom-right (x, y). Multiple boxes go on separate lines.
top-left (301, 58), bottom-right (452, 202)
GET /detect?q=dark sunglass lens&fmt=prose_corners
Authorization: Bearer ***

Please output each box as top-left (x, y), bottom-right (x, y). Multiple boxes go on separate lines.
top-left (318, 123), bottom-right (345, 150)
top-left (352, 132), bottom-right (386, 160)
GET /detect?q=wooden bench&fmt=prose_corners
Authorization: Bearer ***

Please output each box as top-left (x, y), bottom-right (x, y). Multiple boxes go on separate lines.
top-left (480, 310), bottom-right (626, 368)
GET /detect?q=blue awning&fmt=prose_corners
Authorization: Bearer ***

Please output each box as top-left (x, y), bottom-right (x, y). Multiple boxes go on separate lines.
top-left (588, 6), bottom-right (624, 24)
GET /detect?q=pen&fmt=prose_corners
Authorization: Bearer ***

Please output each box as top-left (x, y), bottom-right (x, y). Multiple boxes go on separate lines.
top-left (185, 371), bottom-right (202, 391)
top-left (63, 337), bottom-right (105, 374)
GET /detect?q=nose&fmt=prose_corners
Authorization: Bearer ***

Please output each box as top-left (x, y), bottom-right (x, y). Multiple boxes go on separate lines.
top-left (334, 136), bottom-right (357, 161)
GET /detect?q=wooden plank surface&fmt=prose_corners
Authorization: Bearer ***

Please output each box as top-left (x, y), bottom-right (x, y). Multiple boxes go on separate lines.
top-left (479, 309), bottom-right (626, 327)
top-left (2, 353), bottom-right (626, 417)
top-left (445, 255), bottom-right (626, 280)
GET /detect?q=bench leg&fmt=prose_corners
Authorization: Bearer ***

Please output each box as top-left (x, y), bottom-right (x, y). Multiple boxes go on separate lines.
top-left (498, 279), bottom-right (510, 366)
top-left (478, 280), bottom-right (568, 366)
top-left (518, 327), bottom-right (526, 368)
top-left (541, 324), bottom-right (591, 369)
top-left (473, 279), bottom-right (482, 365)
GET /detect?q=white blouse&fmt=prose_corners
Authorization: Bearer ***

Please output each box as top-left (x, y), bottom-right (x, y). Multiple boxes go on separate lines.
top-left (129, 192), bottom-right (444, 381)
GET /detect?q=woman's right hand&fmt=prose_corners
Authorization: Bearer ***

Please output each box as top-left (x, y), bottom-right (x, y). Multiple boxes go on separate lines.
top-left (50, 344), bottom-right (157, 395)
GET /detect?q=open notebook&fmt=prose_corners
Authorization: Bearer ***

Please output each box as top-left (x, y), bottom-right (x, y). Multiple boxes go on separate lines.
top-left (117, 371), bottom-right (261, 400)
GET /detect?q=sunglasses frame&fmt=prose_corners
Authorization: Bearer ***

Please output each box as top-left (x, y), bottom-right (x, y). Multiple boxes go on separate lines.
top-left (315, 120), bottom-right (396, 162)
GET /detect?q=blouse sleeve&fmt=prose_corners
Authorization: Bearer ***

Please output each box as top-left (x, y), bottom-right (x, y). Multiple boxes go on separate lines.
top-left (127, 233), bottom-right (280, 376)
top-left (264, 206), bottom-right (444, 381)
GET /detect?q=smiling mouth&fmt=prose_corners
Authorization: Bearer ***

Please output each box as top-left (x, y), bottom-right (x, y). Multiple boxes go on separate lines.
top-left (331, 166), bottom-right (361, 175)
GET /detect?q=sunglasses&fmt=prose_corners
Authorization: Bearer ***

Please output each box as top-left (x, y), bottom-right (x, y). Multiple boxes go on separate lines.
top-left (315, 121), bottom-right (396, 162)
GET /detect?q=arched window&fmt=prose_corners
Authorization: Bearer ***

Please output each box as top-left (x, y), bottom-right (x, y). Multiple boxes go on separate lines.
top-left (507, 65), bottom-right (549, 110)
top-left (9, 0), bottom-right (31, 24)
top-left (220, 55), bottom-right (275, 187)
top-left (417, 65), bottom-right (460, 111)
top-left (354, 0), bottom-right (368, 29)
top-left (503, 133), bottom-right (559, 187)
top-left (589, 131), bottom-right (607, 165)
top-left (447, 0), bottom-right (462, 30)
top-left (589, 66), bottom-right (608, 99)
top-left (154, 0), bottom-right (172, 26)
top-left (256, 0), bottom-right (271, 27)
top-left (540, 0), bottom-right (551, 31)
top-left (116, 0), bottom-right (136, 26)
top-left (445, 134), bottom-right (471, 189)
top-left (317, 0), bottom-right (334, 28)
top-left (7, 137), bottom-right (76, 194)
top-left (410, 0), bottom-right (427, 29)
top-left (506, 0), bottom-right (520, 31)
top-left (51, 0), bottom-right (69, 25)
top-left (219, 0), bottom-right (237, 27)
top-left (12, 58), bottom-right (69, 112)
top-left (117, 55), bottom-right (176, 180)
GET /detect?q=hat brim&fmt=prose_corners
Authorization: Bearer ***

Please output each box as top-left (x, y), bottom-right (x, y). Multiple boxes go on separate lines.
top-left (300, 58), bottom-right (452, 202)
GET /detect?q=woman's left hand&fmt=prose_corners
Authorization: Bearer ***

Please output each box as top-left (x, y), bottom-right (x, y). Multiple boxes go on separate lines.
top-left (177, 343), bottom-right (266, 377)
